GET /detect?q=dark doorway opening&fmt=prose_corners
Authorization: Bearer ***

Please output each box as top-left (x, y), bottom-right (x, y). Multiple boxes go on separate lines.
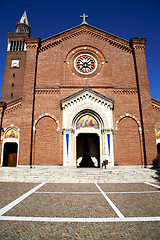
top-left (77, 133), bottom-right (100, 167)
top-left (157, 143), bottom-right (160, 154)
top-left (3, 143), bottom-right (18, 167)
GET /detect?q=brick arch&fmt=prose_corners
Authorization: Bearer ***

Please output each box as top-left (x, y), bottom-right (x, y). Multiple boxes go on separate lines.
top-left (33, 116), bottom-right (60, 165)
top-left (115, 116), bottom-right (142, 165)
top-left (115, 114), bottom-right (141, 132)
top-left (34, 114), bottom-right (60, 133)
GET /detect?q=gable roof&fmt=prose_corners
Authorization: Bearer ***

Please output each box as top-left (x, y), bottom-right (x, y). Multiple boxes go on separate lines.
top-left (60, 87), bottom-right (114, 110)
top-left (39, 23), bottom-right (132, 53)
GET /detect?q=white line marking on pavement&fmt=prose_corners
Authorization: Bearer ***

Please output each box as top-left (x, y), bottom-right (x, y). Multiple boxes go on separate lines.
top-left (95, 183), bottom-right (125, 220)
top-left (0, 216), bottom-right (160, 222)
top-left (144, 182), bottom-right (160, 189)
top-left (35, 192), bottom-right (101, 194)
top-left (35, 191), bottom-right (160, 194)
top-left (0, 182), bottom-right (46, 216)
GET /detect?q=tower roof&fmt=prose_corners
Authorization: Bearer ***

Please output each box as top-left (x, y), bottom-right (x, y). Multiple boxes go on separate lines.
top-left (19, 10), bottom-right (29, 25)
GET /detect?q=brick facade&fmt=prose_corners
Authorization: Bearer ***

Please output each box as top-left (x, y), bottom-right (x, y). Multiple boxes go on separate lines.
top-left (0, 12), bottom-right (159, 167)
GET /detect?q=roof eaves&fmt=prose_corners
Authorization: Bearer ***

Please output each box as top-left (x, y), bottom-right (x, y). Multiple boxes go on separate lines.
top-left (41, 23), bottom-right (129, 44)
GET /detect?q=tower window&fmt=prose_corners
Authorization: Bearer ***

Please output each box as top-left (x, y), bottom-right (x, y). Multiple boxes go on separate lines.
top-left (13, 74), bottom-right (15, 77)
top-left (12, 83), bottom-right (14, 87)
top-left (11, 93), bottom-right (13, 97)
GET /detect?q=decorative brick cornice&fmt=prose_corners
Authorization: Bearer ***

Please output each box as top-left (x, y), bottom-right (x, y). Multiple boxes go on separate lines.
top-left (35, 88), bottom-right (60, 94)
top-left (133, 45), bottom-right (145, 50)
top-left (130, 38), bottom-right (147, 50)
top-left (152, 104), bottom-right (160, 111)
top-left (152, 98), bottom-right (160, 111)
top-left (25, 37), bottom-right (41, 50)
top-left (114, 89), bottom-right (137, 95)
top-left (5, 102), bottom-right (22, 114)
top-left (39, 26), bottom-right (132, 53)
top-left (26, 45), bottom-right (37, 49)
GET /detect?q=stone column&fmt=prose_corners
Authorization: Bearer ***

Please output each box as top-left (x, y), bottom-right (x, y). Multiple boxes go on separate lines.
top-left (19, 38), bottom-right (41, 166)
top-left (130, 38), bottom-right (156, 165)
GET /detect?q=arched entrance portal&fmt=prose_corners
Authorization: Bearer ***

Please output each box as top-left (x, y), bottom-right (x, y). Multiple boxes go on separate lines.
top-left (1, 128), bottom-right (19, 167)
top-left (77, 133), bottom-right (100, 167)
top-left (3, 143), bottom-right (18, 167)
top-left (61, 88), bottom-right (114, 167)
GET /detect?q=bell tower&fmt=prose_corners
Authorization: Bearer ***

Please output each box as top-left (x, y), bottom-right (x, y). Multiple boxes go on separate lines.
top-left (1, 10), bottom-right (31, 102)
top-left (16, 10), bottom-right (31, 35)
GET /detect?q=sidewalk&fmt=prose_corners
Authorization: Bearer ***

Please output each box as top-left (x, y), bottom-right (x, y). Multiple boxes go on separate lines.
top-left (0, 165), bottom-right (160, 183)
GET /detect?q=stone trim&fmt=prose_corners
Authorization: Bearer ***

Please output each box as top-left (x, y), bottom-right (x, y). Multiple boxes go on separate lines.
top-left (61, 88), bottom-right (114, 110)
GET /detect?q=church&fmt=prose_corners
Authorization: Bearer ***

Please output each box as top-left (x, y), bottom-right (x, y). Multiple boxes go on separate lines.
top-left (0, 11), bottom-right (160, 167)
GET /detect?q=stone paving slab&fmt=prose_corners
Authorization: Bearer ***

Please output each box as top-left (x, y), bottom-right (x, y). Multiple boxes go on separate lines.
top-left (108, 192), bottom-right (160, 217)
top-left (0, 221), bottom-right (160, 239)
top-left (99, 183), bottom-right (160, 192)
top-left (4, 193), bottom-right (117, 218)
top-left (0, 182), bottom-right (38, 209)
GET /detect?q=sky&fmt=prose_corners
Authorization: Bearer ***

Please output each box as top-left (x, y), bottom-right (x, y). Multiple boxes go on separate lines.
top-left (0, 0), bottom-right (160, 100)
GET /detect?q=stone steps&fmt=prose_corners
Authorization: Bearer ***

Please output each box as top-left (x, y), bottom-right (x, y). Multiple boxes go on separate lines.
top-left (0, 166), bottom-right (159, 183)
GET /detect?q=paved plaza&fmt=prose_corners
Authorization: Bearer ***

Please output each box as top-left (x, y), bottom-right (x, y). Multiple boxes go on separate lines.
top-left (0, 173), bottom-right (160, 239)
top-left (0, 166), bottom-right (160, 239)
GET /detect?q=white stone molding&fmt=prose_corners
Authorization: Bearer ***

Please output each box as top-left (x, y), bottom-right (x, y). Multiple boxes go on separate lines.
top-left (61, 88), bottom-right (114, 167)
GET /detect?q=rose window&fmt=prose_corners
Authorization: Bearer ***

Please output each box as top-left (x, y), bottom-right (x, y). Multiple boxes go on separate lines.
top-left (74, 54), bottom-right (97, 75)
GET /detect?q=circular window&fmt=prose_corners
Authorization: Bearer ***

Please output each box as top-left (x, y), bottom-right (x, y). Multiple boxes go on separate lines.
top-left (66, 46), bottom-right (105, 78)
top-left (74, 54), bottom-right (97, 75)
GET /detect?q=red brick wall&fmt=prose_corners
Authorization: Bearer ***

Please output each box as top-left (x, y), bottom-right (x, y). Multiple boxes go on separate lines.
top-left (34, 116), bottom-right (60, 165)
top-left (115, 117), bottom-right (142, 165)
top-left (131, 39), bottom-right (157, 164)
top-left (1, 51), bottom-right (27, 102)
top-left (19, 38), bottom-right (40, 165)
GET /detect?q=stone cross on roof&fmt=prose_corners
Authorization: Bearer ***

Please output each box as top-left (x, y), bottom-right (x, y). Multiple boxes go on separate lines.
top-left (80, 13), bottom-right (88, 24)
